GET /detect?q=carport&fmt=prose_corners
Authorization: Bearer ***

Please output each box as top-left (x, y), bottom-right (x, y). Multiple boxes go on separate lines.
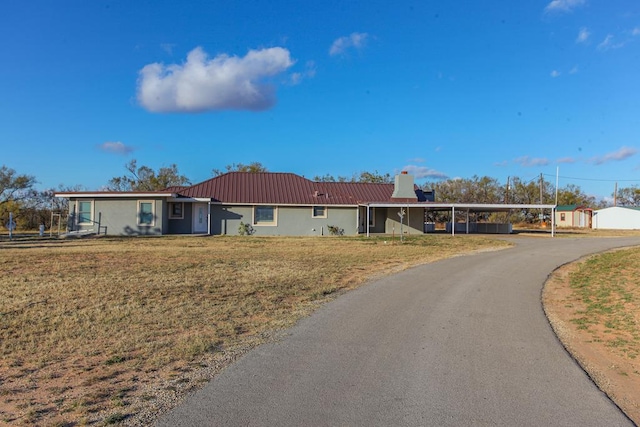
top-left (362, 203), bottom-right (557, 237)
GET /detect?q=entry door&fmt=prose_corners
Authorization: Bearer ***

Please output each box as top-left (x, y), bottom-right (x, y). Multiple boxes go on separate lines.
top-left (192, 203), bottom-right (208, 233)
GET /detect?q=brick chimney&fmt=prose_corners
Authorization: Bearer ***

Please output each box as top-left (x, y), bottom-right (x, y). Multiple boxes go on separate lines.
top-left (391, 171), bottom-right (418, 202)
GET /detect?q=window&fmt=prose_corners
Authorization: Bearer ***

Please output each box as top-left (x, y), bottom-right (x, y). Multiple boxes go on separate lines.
top-left (560, 213), bottom-right (566, 221)
top-left (312, 206), bottom-right (327, 218)
top-left (368, 207), bottom-right (375, 227)
top-left (77, 201), bottom-right (93, 224)
top-left (169, 202), bottom-right (184, 219)
top-left (138, 201), bottom-right (155, 226)
top-left (254, 206), bottom-right (277, 226)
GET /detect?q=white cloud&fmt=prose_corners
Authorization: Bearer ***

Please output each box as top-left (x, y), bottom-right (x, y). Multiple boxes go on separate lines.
top-left (591, 146), bottom-right (637, 165)
top-left (556, 157), bottom-right (576, 164)
top-left (597, 34), bottom-right (614, 50)
top-left (494, 160), bottom-right (509, 167)
top-left (329, 32), bottom-right (369, 56)
top-left (290, 60), bottom-right (316, 85)
top-left (401, 165), bottom-right (448, 180)
top-left (550, 70), bottom-right (561, 78)
top-left (160, 43), bottom-right (176, 55)
top-left (544, 0), bottom-right (586, 13)
top-left (633, 27), bottom-right (640, 36)
top-left (597, 34), bottom-right (625, 50)
top-left (576, 27), bottom-right (590, 43)
top-left (514, 156), bottom-right (550, 167)
top-left (99, 141), bottom-right (134, 155)
top-left (137, 46), bottom-right (295, 113)
top-left (569, 66), bottom-right (579, 74)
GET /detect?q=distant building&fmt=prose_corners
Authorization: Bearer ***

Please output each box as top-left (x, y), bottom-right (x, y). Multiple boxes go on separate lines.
top-left (554, 205), bottom-right (592, 228)
top-left (592, 206), bottom-right (640, 230)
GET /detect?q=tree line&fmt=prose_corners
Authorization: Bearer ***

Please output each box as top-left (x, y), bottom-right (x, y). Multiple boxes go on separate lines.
top-left (2, 161), bottom-right (639, 231)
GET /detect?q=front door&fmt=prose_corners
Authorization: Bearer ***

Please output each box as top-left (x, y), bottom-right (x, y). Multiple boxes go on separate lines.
top-left (192, 203), bottom-right (208, 233)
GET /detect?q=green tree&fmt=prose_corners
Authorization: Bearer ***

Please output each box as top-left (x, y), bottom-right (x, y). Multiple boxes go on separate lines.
top-left (0, 166), bottom-right (37, 229)
top-left (0, 165), bottom-right (36, 206)
top-left (313, 170), bottom-right (392, 183)
top-left (556, 184), bottom-right (596, 207)
top-left (212, 162), bottom-right (268, 176)
top-left (108, 160), bottom-right (190, 191)
top-left (615, 185), bottom-right (640, 206)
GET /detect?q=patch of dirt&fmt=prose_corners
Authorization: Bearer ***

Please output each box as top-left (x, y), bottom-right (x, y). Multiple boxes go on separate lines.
top-left (543, 258), bottom-right (640, 424)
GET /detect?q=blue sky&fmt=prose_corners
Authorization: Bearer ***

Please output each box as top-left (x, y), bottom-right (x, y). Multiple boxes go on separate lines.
top-left (1, 0), bottom-right (639, 201)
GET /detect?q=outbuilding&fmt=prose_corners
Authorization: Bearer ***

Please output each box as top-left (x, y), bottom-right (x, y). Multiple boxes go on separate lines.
top-left (592, 206), bottom-right (640, 230)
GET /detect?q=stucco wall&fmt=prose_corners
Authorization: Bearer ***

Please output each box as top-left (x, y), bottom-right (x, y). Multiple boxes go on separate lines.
top-left (383, 207), bottom-right (424, 235)
top-left (69, 198), bottom-right (165, 235)
top-left (210, 205), bottom-right (358, 236)
top-left (168, 202), bottom-right (193, 234)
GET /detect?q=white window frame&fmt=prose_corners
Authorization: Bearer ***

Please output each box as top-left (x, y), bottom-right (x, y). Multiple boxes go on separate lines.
top-left (76, 200), bottom-right (94, 225)
top-left (138, 200), bottom-right (156, 226)
top-left (169, 202), bottom-right (184, 219)
top-left (369, 207), bottom-right (375, 227)
top-left (312, 206), bottom-right (327, 218)
top-left (253, 205), bottom-right (277, 226)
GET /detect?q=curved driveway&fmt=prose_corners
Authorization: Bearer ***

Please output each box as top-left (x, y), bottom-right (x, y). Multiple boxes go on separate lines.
top-left (157, 236), bottom-right (639, 426)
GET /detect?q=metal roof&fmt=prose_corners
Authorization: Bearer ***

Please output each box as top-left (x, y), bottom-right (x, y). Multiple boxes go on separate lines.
top-left (176, 172), bottom-right (422, 205)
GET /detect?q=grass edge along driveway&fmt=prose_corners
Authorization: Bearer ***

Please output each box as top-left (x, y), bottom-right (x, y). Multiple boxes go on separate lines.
top-left (0, 234), bottom-right (509, 426)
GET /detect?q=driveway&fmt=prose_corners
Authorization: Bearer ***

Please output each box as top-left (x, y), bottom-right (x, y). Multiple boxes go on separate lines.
top-left (156, 236), bottom-right (639, 426)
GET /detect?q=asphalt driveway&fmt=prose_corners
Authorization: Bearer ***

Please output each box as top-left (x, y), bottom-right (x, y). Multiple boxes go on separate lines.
top-left (156, 236), bottom-right (639, 426)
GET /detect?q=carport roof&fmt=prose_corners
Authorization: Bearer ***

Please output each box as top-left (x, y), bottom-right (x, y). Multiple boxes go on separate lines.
top-left (365, 203), bottom-right (557, 212)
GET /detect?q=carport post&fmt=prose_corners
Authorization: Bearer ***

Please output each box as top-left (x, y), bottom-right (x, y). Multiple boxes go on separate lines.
top-left (551, 207), bottom-right (555, 237)
top-left (466, 209), bottom-right (470, 234)
top-left (452, 206), bottom-right (455, 236)
top-left (366, 206), bottom-right (370, 237)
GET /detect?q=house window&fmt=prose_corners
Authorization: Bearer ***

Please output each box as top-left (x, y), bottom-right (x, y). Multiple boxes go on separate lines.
top-left (368, 208), bottom-right (375, 227)
top-left (560, 213), bottom-right (566, 221)
top-left (77, 201), bottom-right (93, 224)
top-left (138, 201), bottom-right (155, 226)
top-left (254, 206), bottom-right (277, 226)
top-left (169, 202), bottom-right (184, 219)
top-left (312, 206), bottom-right (327, 218)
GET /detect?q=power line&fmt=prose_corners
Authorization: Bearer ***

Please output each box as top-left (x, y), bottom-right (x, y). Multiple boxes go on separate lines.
top-left (541, 174), bottom-right (640, 183)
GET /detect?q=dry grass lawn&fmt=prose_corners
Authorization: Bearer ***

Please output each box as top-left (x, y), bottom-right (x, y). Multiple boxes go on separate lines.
top-left (0, 234), bottom-right (509, 426)
top-left (544, 247), bottom-right (640, 424)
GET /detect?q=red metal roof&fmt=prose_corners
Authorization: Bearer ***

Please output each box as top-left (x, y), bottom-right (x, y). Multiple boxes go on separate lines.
top-left (177, 172), bottom-right (403, 205)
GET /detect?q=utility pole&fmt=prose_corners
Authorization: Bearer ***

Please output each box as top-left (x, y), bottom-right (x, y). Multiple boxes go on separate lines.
top-left (539, 173), bottom-right (544, 226)
top-left (614, 182), bottom-right (618, 206)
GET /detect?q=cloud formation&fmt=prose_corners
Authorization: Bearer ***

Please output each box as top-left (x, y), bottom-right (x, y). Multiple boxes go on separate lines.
top-left (99, 141), bottom-right (134, 155)
top-left (576, 27), bottom-right (590, 43)
top-left (401, 164), bottom-right (448, 180)
top-left (137, 46), bottom-right (294, 113)
top-left (329, 32), bottom-right (369, 56)
top-left (544, 0), bottom-right (586, 13)
top-left (290, 61), bottom-right (316, 85)
top-left (556, 157), bottom-right (576, 164)
top-left (514, 156), bottom-right (550, 167)
top-left (591, 146), bottom-right (637, 165)
top-left (550, 70), bottom-right (561, 78)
